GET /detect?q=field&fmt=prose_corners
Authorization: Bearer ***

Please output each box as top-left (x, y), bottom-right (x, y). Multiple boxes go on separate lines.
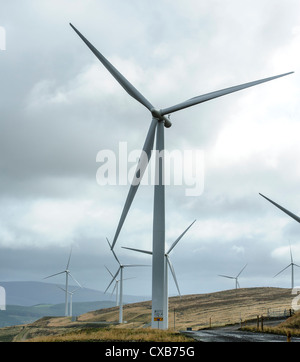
top-left (0, 286), bottom-right (297, 342)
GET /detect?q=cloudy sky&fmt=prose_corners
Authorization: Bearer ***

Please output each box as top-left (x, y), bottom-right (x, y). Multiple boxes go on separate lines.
top-left (0, 0), bottom-right (300, 301)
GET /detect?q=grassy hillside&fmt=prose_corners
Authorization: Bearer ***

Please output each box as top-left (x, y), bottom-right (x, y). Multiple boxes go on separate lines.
top-left (0, 287), bottom-right (295, 341)
top-left (78, 287), bottom-right (294, 330)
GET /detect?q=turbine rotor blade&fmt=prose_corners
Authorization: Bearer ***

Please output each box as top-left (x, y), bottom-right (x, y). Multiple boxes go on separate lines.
top-left (166, 256), bottom-right (181, 296)
top-left (160, 72), bottom-right (293, 116)
top-left (290, 243), bottom-right (294, 264)
top-left (105, 265), bottom-right (114, 278)
top-left (236, 264), bottom-right (247, 278)
top-left (69, 23), bottom-right (154, 112)
top-left (66, 247), bottom-right (72, 270)
top-left (273, 264), bottom-right (291, 278)
top-left (218, 274), bottom-right (235, 279)
top-left (111, 281), bottom-right (117, 296)
top-left (44, 271), bottom-right (65, 279)
top-left (166, 219), bottom-right (196, 255)
top-left (259, 193), bottom-right (300, 223)
top-left (68, 272), bottom-right (82, 288)
top-left (106, 238), bottom-right (121, 265)
top-left (105, 267), bottom-right (121, 293)
top-left (111, 118), bottom-right (157, 249)
top-left (122, 264), bottom-right (151, 268)
top-left (122, 246), bottom-right (153, 255)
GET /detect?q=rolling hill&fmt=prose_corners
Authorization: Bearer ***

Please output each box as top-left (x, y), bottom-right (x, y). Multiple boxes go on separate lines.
top-left (78, 286), bottom-right (295, 330)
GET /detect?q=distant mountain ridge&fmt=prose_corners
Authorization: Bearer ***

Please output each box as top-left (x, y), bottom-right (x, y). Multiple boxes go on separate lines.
top-left (0, 281), bottom-right (148, 306)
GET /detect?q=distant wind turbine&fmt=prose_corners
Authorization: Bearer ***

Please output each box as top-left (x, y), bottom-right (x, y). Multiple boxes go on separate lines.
top-left (70, 22), bottom-right (293, 328)
top-left (44, 248), bottom-right (81, 316)
top-left (57, 285), bottom-right (81, 317)
top-left (219, 264), bottom-right (247, 289)
top-left (104, 265), bottom-right (134, 306)
top-left (122, 219), bottom-right (196, 327)
top-left (105, 238), bottom-right (150, 323)
top-left (273, 243), bottom-right (300, 289)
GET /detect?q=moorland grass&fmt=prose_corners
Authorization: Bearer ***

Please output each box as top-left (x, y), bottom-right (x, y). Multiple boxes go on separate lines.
top-left (25, 327), bottom-right (195, 342)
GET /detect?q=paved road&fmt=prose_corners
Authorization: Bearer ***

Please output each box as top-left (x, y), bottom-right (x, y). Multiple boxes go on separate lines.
top-left (183, 325), bottom-right (300, 342)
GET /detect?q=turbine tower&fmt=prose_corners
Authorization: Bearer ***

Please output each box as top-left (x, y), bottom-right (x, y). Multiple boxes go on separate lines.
top-left (70, 23), bottom-right (293, 329)
top-left (44, 248), bottom-right (81, 316)
top-left (219, 264), bottom-right (247, 289)
top-left (273, 243), bottom-right (300, 289)
top-left (105, 239), bottom-right (150, 323)
top-left (123, 219), bottom-right (196, 328)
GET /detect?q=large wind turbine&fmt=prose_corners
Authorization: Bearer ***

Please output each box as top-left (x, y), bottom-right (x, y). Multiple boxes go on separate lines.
top-left (123, 219), bottom-right (196, 328)
top-left (105, 238), bottom-right (149, 323)
top-left (70, 23), bottom-right (293, 329)
top-left (219, 264), bottom-right (247, 289)
top-left (44, 248), bottom-right (81, 316)
top-left (273, 243), bottom-right (300, 289)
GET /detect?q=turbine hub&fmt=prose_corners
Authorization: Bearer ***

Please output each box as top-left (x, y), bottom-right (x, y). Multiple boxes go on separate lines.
top-left (151, 108), bottom-right (172, 128)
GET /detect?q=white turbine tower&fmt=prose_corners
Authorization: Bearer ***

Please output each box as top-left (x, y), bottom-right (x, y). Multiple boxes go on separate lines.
top-left (273, 243), bottom-right (300, 289)
top-left (44, 248), bottom-right (81, 316)
top-left (219, 264), bottom-right (247, 289)
top-left (122, 219), bottom-right (196, 327)
top-left (70, 23), bottom-right (293, 329)
top-left (105, 239), bottom-right (150, 323)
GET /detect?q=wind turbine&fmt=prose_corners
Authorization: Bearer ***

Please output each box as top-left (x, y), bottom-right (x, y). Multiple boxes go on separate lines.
top-left (273, 243), bottom-right (300, 289)
top-left (44, 248), bottom-right (81, 316)
top-left (122, 219), bottom-right (196, 327)
top-left (105, 238), bottom-right (150, 323)
top-left (219, 264), bottom-right (247, 289)
top-left (57, 285), bottom-right (81, 317)
top-left (104, 265), bottom-right (135, 306)
top-left (70, 23), bottom-right (293, 329)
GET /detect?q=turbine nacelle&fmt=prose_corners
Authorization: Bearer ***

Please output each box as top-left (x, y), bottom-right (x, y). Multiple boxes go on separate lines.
top-left (151, 108), bottom-right (172, 128)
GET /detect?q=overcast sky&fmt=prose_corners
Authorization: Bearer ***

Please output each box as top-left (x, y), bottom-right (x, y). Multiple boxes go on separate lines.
top-left (0, 0), bottom-right (300, 301)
